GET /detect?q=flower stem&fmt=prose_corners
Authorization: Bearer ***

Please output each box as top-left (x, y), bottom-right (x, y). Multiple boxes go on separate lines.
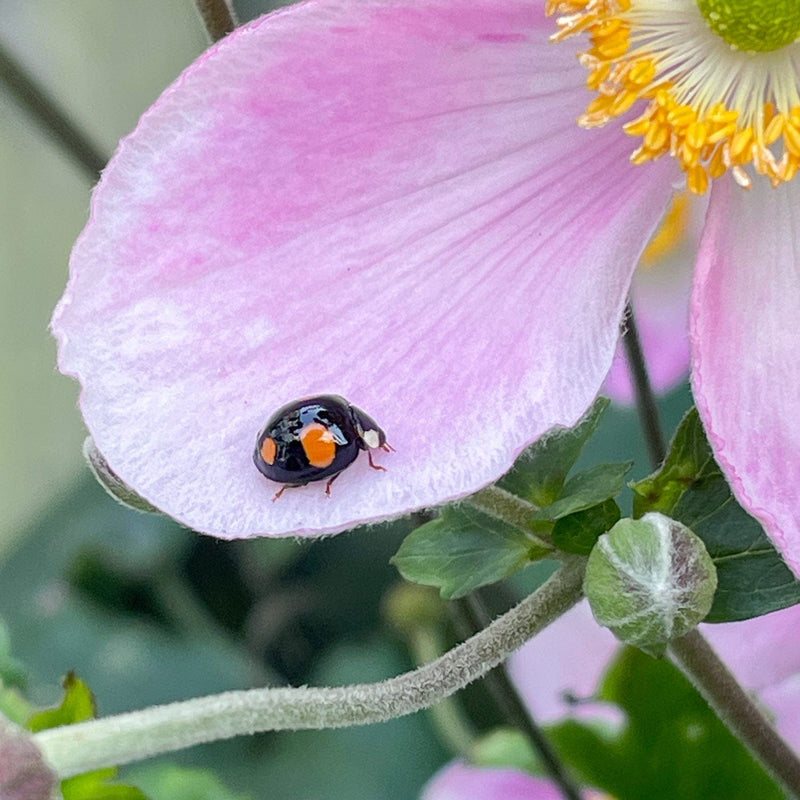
top-left (34, 558), bottom-right (586, 778)
top-left (453, 591), bottom-right (584, 800)
top-left (670, 630), bottom-right (800, 799)
top-left (0, 40), bottom-right (106, 181)
top-left (622, 301), bottom-right (666, 468)
top-left (623, 300), bottom-right (800, 796)
top-left (193, 0), bottom-right (238, 42)
top-left (408, 627), bottom-right (477, 755)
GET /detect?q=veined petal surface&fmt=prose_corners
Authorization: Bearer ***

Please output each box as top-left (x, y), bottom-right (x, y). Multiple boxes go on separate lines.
top-left (692, 178), bottom-right (800, 578)
top-left (53, 0), bottom-right (675, 537)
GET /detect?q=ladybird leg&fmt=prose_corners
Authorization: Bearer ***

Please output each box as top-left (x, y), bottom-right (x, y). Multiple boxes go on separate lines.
top-left (367, 450), bottom-right (387, 472)
top-left (381, 441), bottom-right (396, 453)
top-left (271, 484), bottom-right (290, 502)
top-left (325, 472), bottom-right (342, 496)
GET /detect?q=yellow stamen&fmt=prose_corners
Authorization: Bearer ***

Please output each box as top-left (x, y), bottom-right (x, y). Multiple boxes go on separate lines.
top-left (641, 192), bottom-right (691, 266)
top-left (548, 0), bottom-right (800, 194)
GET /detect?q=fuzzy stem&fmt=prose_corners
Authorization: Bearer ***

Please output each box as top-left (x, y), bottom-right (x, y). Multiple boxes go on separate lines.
top-left (467, 486), bottom-right (552, 550)
top-left (0, 41), bottom-right (106, 181)
top-left (193, 0), bottom-right (238, 42)
top-left (35, 558), bottom-right (586, 778)
top-left (454, 592), bottom-right (584, 800)
top-left (623, 301), bottom-right (800, 796)
top-left (671, 630), bottom-right (800, 799)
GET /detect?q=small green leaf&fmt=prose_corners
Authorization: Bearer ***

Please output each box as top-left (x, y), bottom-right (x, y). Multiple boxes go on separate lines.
top-left (26, 674), bottom-right (150, 800)
top-left (549, 647), bottom-right (784, 800)
top-left (27, 672), bottom-right (95, 732)
top-left (62, 770), bottom-right (148, 800)
top-left (631, 408), bottom-right (800, 622)
top-left (0, 621), bottom-right (27, 690)
top-left (127, 765), bottom-right (255, 800)
top-left (499, 398), bottom-right (610, 506)
top-left (391, 506), bottom-right (547, 599)
top-left (551, 499), bottom-right (621, 555)
top-left (531, 462), bottom-right (633, 522)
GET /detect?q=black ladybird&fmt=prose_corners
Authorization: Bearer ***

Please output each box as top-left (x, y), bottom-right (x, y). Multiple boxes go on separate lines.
top-left (253, 394), bottom-right (392, 500)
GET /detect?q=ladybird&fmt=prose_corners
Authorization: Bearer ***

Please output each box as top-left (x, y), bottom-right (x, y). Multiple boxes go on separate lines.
top-left (253, 394), bottom-right (393, 500)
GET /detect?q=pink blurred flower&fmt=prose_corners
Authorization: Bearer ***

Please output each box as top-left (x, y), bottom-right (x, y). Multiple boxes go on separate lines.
top-left (509, 600), bottom-right (800, 753)
top-left (52, 0), bottom-right (800, 575)
top-left (421, 603), bottom-right (800, 799)
top-left (421, 762), bottom-right (578, 800)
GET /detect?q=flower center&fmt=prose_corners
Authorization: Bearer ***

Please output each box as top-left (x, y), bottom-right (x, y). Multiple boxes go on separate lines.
top-left (697, 0), bottom-right (800, 52)
top-left (548, 0), bottom-right (800, 194)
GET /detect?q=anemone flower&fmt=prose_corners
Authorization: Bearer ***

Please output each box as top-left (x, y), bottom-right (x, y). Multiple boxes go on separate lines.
top-left (53, 0), bottom-right (800, 576)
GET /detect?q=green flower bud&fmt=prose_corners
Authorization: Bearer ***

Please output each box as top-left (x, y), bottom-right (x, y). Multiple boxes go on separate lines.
top-left (382, 583), bottom-right (446, 636)
top-left (584, 513), bottom-right (717, 657)
top-left (83, 437), bottom-right (160, 514)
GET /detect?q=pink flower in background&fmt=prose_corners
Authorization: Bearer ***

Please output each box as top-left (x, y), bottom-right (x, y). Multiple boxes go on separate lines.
top-left (52, 0), bottom-right (800, 578)
top-left (421, 762), bottom-right (585, 800)
top-left (421, 602), bottom-right (800, 799)
top-left (509, 601), bottom-right (800, 753)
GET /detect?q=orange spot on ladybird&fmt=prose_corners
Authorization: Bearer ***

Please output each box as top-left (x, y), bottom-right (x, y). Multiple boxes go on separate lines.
top-left (300, 423), bottom-right (337, 468)
top-left (260, 437), bottom-right (277, 466)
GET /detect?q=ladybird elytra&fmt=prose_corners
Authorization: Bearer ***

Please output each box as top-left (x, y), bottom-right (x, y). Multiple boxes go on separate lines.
top-left (260, 437), bottom-right (277, 466)
top-left (300, 423), bottom-right (337, 468)
top-left (253, 394), bottom-right (392, 500)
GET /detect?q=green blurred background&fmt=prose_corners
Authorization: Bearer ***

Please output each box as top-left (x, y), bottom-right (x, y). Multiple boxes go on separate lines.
top-left (0, 3), bottom-right (695, 798)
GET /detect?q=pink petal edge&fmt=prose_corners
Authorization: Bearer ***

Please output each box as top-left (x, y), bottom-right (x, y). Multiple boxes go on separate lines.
top-left (53, 0), bottom-right (675, 538)
top-left (691, 177), bottom-right (800, 579)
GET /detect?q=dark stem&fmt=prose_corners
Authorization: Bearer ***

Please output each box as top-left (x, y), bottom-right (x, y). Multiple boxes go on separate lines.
top-left (194, 0), bottom-right (238, 42)
top-left (624, 302), bottom-right (800, 796)
top-left (452, 591), bottom-right (584, 800)
top-left (671, 630), bottom-right (800, 799)
top-left (622, 300), bottom-right (666, 469)
top-left (0, 41), bottom-right (107, 181)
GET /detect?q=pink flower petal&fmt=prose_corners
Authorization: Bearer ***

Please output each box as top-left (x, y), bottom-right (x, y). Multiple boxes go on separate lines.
top-left (701, 604), bottom-right (800, 692)
top-left (760, 673), bottom-right (800, 754)
top-left (691, 177), bottom-right (800, 578)
top-left (508, 601), bottom-right (619, 722)
top-left (53, 0), bottom-right (675, 538)
top-left (604, 195), bottom-right (703, 404)
top-left (421, 762), bottom-right (564, 800)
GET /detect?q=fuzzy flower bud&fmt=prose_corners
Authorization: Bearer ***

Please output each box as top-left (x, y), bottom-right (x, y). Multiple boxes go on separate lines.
top-left (584, 513), bottom-right (717, 657)
top-left (0, 716), bottom-right (57, 800)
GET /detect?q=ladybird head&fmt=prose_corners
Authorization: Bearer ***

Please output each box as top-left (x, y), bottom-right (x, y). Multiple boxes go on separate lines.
top-left (349, 405), bottom-right (387, 451)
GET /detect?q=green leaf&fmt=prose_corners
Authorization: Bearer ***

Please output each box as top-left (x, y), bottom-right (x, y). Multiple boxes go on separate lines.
top-left (531, 462), bottom-right (633, 522)
top-left (631, 408), bottom-right (800, 622)
top-left (26, 673), bottom-right (149, 800)
top-left (124, 766), bottom-right (254, 800)
top-left (549, 647), bottom-right (784, 800)
top-left (63, 770), bottom-right (148, 800)
top-left (551, 499), bottom-right (621, 556)
top-left (0, 620), bottom-right (27, 690)
top-left (27, 672), bottom-right (95, 732)
top-left (391, 506), bottom-right (546, 599)
top-left (499, 398), bottom-right (610, 506)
